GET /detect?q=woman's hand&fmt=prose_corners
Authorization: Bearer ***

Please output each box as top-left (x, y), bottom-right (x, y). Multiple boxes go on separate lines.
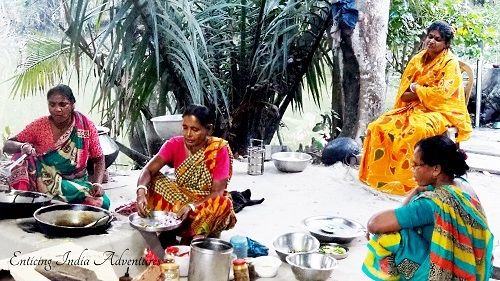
top-left (20, 143), bottom-right (36, 155)
top-left (90, 183), bottom-right (104, 197)
top-left (400, 91), bottom-right (419, 103)
top-left (176, 204), bottom-right (194, 221)
top-left (136, 190), bottom-right (150, 217)
top-left (402, 185), bottom-right (428, 205)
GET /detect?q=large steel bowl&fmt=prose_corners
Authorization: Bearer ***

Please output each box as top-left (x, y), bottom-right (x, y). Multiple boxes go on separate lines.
top-left (286, 253), bottom-right (337, 281)
top-left (272, 152), bottom-right (312, 173)
top-left (273, 232), bottom-right (320, 262)
top-left (151, 114), bottom-right (183, 140)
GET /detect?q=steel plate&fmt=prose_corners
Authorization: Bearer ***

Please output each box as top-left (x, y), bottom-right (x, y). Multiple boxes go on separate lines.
top-left (303, 215), bottom-right (366, 244)
top-left (129, 211), bottom-right (183, 232)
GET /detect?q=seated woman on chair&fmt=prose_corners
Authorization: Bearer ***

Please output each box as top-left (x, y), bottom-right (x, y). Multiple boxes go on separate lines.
top-left (362, 135), bottom-right (493, 281)
top-left (359, 21), bottom-right (472, 195)
top-left (2, 84), bottom-right (109, 209)
top-left (136, 104), bottom-right (237, 245)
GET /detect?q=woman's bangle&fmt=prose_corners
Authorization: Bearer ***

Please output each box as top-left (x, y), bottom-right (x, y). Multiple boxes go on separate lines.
top-left (20, 143), bottom-right (29, 152)
top-left (136, 185), bottom-right (148, 196)
top-left (188, 203), bottom-right (196, 211)
top-left (410, 83), bottom-right (418, 93)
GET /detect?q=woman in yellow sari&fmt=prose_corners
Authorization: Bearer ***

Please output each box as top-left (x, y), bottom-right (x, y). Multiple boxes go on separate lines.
top-left (359, 21), bottom-right (472, 195)
top-left (136, 105), bottom-right (236, 247)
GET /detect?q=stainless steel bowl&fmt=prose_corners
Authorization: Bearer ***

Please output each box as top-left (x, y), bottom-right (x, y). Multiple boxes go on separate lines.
top-left (273, 232), bottom-right (320, 262)
top-left (286, 253), bottom-right (337, 281)
top-left (272, 152), bottom-right (312, 173)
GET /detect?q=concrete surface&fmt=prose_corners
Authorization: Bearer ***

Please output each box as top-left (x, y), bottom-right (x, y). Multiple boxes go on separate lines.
top-left (0, 128), bottom-right (499, 280)
top-left (461, 128), bottom-right (500, 174)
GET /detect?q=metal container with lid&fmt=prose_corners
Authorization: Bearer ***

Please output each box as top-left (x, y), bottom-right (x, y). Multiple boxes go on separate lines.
top-left (188, 238), bottom-right (233, 281)
top-left (247, 139), bottom-right (264, 175)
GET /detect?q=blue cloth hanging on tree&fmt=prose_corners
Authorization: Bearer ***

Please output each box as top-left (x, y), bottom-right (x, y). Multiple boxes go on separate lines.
top-left (332, 0), bottom-right (359, 30)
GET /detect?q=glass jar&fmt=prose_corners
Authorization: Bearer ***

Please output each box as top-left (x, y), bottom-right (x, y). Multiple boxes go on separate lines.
top-left (161, 255), bottom-right (179, 281)
top-left (233, 259), bottom-right (250, 281)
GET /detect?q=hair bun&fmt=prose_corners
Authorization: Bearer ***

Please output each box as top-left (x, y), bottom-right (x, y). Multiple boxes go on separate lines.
top-left (457, 148), bottom-right (467, 160)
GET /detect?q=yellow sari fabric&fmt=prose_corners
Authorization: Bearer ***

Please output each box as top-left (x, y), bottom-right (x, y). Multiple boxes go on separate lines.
top-left (359, 50), bottom-right (472, 195)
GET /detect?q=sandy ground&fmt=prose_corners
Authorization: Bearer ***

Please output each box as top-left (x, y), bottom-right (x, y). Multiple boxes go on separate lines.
top-left (102, 158), bottom-right (500, 281)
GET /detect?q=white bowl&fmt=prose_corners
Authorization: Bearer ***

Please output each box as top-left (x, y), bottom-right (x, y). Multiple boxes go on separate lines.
top-left (252, 256), bottom-right (282, 278)
top-left (151, 114), bottom-right (183, 140)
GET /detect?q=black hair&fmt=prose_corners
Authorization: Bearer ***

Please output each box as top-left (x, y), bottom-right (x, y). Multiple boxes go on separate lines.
top-left (47, 84), bottom-right (76, 104)
top-left (182, 104), bottom-right (214, 129)
top-left (415, 135), bottom-right (469, 179)
top-left (427, 21), bottom-right (454, 46)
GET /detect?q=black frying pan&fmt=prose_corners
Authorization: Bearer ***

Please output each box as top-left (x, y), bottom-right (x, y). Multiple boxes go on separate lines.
top-left (0, 188), bottom-right (52, 219)
top-left (33, 204), bottom-right (113, 237)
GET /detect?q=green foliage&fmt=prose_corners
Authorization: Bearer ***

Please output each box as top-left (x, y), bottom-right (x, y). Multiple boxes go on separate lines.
top-left (312, 110), bottom-right (341, 142)
top-left (9, 0), bottom-right (335, 149)
top-left (388, 0), bottom-right (498, 73)
top-left (10, 37), bottom-right (71, 98)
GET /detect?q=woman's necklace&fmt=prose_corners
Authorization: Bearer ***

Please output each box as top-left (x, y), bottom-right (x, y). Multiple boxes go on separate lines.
top-left (185, 138), bottom-right (209, 156)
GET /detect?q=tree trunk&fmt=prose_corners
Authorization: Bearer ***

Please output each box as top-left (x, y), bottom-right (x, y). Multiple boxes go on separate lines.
top-left (350, 0), bottom-right (390, 143)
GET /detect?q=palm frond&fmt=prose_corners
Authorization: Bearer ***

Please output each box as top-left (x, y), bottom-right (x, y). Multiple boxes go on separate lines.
top-left (10, 37), bottom-right (71, 98)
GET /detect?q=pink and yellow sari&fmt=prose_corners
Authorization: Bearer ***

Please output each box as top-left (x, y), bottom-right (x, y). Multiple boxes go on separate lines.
top-left (146, 137), bottom-right (236, 237)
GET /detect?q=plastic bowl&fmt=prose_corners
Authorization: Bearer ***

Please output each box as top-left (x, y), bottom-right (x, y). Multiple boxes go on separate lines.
top-left (252, 256), bottom-right (282, 278)
top-left (273, 232), bottom-right (320, 262)
top-left (286, 253), bottom-right (337, 281)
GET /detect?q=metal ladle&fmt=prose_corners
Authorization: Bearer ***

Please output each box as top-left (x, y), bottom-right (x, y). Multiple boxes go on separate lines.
top-left (83, 215), bottom-right (112, 228)
top-left (0, 154), bottom-right (28, 178)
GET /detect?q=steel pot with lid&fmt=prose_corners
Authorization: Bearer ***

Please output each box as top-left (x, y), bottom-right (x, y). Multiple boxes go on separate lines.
top-left (87, 126), bottom-right (119, 172)
top-left (188, 238), bottom-right (233, 281)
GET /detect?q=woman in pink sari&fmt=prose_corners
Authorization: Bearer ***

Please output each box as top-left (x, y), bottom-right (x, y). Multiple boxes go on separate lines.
top-left (2, 84), bottom-right (109, 209)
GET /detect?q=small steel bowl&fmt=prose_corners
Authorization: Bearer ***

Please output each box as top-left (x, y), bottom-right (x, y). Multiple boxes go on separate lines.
top-left (272, 152), bottom-right (312, 173)
top-left (318, 243), bottom-right (349, 260)
top-left (286, 252), bottom-right (337, 281)
top-left (273, 232), bottom-right (320, 262)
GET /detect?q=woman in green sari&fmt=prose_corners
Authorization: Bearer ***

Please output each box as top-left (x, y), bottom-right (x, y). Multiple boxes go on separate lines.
top-left (362, 135), bottom-right (493, 280)
top-left (3, 84), bottom-right (110, 209)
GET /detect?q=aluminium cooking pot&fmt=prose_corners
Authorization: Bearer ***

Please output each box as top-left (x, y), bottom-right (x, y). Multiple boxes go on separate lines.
top-left (0, 187), bottom-right (52, 219)
top-left (33, 204), bottom-right (113, 237)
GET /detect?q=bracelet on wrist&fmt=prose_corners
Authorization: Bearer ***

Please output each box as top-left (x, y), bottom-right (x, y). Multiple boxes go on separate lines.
top-left (20, 143), bottom-right (29, 152)
top-left (136, 185), bottom-right (148, 196)
top-left (188, 203), bottom-right (196, 211)
top-left (410, 83), bottom-right (418, 93)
